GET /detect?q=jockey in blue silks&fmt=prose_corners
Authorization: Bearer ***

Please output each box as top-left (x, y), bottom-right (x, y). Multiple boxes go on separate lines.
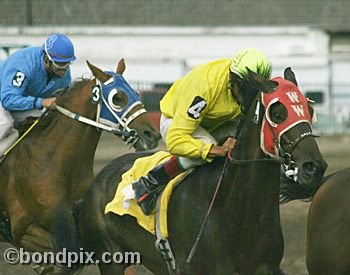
top-left (0, 33), bottom-right (76, 155)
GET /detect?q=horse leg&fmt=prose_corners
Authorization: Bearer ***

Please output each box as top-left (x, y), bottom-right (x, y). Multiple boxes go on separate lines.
top-left (125, 266), bottom-right (137, 275)
top-left (0, 235), bottom-right (8, 242)
top-left (6, 199), bottom-right (59, 274)
top-left (20, 224), bottom-right (55, 252)
top-left (17, 219), bottom-right (81, 275)
top-left (79, 216), bottom-right (129, 275)
top-left (98, 263), bottom-right (128, 275)
top-left (11, 220), bottom-right (58, 274)
top-left (8, 198), bottom-right (55, 251)
top-left (80, 190), bottom-right (130, 275)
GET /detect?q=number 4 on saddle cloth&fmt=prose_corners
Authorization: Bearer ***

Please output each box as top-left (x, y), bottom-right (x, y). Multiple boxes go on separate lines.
top-left (105, 151), bottom-right (192, 238)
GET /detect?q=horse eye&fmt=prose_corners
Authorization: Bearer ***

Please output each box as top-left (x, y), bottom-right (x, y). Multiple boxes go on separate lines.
top-left (269, 102), bottom-right (287, 124)
top-left (112, 94), bottom-right (124, 106)
top-left (108, 89), bottom-right (128, 112)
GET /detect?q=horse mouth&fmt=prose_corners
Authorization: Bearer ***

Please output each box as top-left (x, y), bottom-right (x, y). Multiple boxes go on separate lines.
top-left (298, 160), bottom-right (327, 187)
top-left (298, 171), bottom-right (323, 187)
top-left (280, 159), bottom-right (328, 204)
top-left (134, 138), bottom-right (159, 151)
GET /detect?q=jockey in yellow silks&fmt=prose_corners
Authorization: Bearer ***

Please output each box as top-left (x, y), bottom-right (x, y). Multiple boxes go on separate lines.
top-left (132, 48), bottom-right (272, 215)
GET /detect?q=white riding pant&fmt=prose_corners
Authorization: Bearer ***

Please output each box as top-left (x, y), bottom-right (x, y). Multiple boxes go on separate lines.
top-left (0, 102), bottom-right (43, 151)
top-left (160, 114), bottom-right (217, 170)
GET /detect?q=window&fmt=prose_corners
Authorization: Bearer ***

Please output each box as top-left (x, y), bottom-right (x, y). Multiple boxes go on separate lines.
top-left (305, 91), bottom-right (324, 104)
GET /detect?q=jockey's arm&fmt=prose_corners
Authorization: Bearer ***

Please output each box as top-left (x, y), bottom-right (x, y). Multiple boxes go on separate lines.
top-left (41, 97), bottom-right (57, 109)
top-left (207, 137), bottom-right (235, 157)
top-left (0, 79), bottom-right (39, 112)
top-left (0, 63), bottom-right (43, 111)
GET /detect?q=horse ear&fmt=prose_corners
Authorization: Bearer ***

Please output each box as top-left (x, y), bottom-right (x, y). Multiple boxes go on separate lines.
top-left (86, 60), bottom-right (111, 83)
top-left (284, 67), bottom-right (298, 87)
top-left (261, 80), bottom-right (278, 93)
top-left (116, 58), bottom-right (126, 75)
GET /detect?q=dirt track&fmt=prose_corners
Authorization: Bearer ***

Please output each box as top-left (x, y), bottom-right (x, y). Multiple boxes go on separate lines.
top-left (0, 133), bottom-right (349, 274)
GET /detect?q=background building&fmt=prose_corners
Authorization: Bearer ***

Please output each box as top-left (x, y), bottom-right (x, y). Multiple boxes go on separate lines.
top-left (1, 0), bottom-right (350, 133)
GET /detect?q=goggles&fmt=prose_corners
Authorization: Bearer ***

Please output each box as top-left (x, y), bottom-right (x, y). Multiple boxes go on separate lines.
top-left (44, 43), bottom-right (73, 69)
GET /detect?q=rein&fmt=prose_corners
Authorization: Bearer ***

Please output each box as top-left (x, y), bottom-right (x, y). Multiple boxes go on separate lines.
top-left (184, 156), bottom-right (229, 267)
top-left (228, 148), bottom-right (281, 165)
top-left (55, 105), bottom-right (134, 139)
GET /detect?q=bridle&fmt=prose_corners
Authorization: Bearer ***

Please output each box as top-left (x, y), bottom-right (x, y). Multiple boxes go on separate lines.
top-left (228, 94), bottom-right (316, 170)
top-left (55, 76), bottom-right (147, 147)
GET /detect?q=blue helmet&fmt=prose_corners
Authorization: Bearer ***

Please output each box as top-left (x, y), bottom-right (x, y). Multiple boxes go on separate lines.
top-left (43, 33), bottom-right (76, 63)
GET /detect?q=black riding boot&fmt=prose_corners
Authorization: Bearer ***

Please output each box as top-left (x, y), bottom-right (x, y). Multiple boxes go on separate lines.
top-left (132, 156), bottom-right (184, 215)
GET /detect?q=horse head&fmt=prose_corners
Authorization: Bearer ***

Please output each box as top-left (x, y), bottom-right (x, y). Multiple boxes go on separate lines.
top-left (85, 58), bottom-right (161, 150)
top-left (232, 67), bottom-right (327, 191)
top-left (55, 58), bottom-right (160, 151)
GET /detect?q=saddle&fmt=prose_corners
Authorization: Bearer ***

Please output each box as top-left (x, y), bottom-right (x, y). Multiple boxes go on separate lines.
top-left (105, 151), bottom-right (191, 237)
top-left (105, 120), bottom-right (240, 235)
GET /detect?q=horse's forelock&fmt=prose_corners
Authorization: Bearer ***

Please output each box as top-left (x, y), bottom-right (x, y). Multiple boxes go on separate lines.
top-left (239, 74), bottom-right (261, 112)
top-left (239, 70), bottom-right (278, 112)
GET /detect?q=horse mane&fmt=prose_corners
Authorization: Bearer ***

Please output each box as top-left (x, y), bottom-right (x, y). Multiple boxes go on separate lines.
top-left (55, 78), bottom-right (91, 106)
top-left (35, 78), bottom-right (91, 129)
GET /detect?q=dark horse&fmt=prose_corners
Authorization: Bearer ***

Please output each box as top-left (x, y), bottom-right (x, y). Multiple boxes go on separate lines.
top-left (79, 68), bottom-right (327, 274)
top-left (306, 168), bottom-right (350, 274)
top-left (0, 59), bottom-right (160, 264)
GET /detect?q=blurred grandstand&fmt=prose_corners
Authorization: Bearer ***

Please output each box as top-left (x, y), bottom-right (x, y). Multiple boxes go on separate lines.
top-left (0, 0), bottom-right (350, 134)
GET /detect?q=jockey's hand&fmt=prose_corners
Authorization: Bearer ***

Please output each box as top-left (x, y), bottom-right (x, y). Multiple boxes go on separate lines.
top-left (208, 137), bottom-right (236, 157)
top-left (41, 97), bottom-right (57, 109)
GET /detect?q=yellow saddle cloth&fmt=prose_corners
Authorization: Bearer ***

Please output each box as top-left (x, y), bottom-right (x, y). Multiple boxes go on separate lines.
top-left (105, 151), bottom-right (189, 238)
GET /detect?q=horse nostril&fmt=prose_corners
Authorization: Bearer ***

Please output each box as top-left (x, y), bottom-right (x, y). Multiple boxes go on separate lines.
top-left (302, 162), bottom-right (317, 175)
top-left (142, 130), bottom-right (154, 140)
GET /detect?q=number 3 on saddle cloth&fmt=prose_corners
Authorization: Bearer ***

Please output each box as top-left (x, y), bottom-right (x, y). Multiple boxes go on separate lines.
top-left (105, 151), bottom-right (191, 238)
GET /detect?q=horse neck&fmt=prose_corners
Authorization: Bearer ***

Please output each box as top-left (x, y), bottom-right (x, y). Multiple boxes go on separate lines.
top-left (222, 114), bottom-right (280, 219)
top-left (47, 81), bottom-right (102, 163)
top-left (60, 80), bottom-right (97, 119)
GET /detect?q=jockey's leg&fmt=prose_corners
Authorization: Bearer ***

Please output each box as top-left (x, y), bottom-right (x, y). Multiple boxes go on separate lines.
top-left (0, 109), bottom-right (44, 158)
top-left (11, 109), bottom-right (43, 127)
top-left (0, 128), bottom-right (18, 156)
top-left (0, 103), bottom-right (18, 156)
top-left (133, 115), bottom-right (217, 215)
top-left (132, 155), bottom-right (185, 215)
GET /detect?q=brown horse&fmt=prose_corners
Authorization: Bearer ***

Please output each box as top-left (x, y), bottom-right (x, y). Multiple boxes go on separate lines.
top-left (306, 168), bottom-right (350, 274)
top-left (79, 68), bottom-right (327, 275)
top-left (0, 59), bottom-right (160, 268)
